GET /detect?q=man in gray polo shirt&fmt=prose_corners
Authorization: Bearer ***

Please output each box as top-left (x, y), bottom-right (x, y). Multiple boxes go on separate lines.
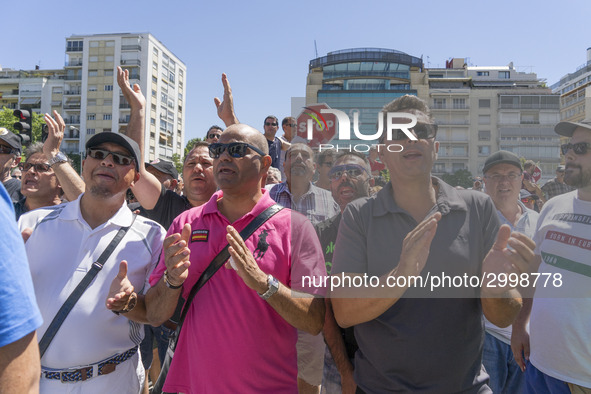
top-left (330, 95), bottom-right (536, 393)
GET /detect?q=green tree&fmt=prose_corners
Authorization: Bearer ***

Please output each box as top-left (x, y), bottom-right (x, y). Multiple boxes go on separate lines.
top-left (0, 107), bottom-right (45, 144)
top-left (441, 168), bottom-right (474, 188)
top-left (171, 153), bottom-right (182, 174)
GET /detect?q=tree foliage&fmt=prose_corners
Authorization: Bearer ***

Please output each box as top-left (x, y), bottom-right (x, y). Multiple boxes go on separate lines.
top-left (441, 168), bottom-right (475, 189)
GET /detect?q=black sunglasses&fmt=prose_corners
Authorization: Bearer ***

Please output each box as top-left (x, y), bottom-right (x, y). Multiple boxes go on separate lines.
top-left (561, 142), bottom-right (591, 156)
top-left (265, 122), bottom-right (278, 127)
top-left (328, 164), bottom-right (368, 181)
top-left (208, 133), bottom-right (221, 139)
top-left (208, 142), bottom-right (266, 159)
top-left (87, 148), bottom-right (135, 166)
top-left (23, 162), bottom-right (52, 173)
top-left (390, 123), bottom-right (438, 140)
top-left (0, 145), bottom-right (17, 155)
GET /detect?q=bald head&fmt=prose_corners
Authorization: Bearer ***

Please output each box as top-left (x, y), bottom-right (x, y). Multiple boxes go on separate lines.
top-left (222, 124), bottom-right (269, 155)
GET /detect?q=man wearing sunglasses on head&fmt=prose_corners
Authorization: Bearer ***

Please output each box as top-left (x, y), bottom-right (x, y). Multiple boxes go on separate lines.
top-left (517, 119), bottom-right (591, 394)
top-left (18, 131), bottom-right (166, 393)
top-left (330, 95), bottom-right (537, 393)
top-left (145, 124), bottom-right (326, 393)
top-left (205, 125), bottom-right (223, 144)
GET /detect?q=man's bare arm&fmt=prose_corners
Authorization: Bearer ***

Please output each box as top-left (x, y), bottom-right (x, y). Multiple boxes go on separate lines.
top-left (214, 73), bottom-right (239, 127)
top-left (0, 332), bottom-right (40, 394)
top-left (43, 111), bottom-right (84, 201)
top-left (117, 66), bottom-right (162, 210)
top-left (324, 298), bottom-right (357, 393)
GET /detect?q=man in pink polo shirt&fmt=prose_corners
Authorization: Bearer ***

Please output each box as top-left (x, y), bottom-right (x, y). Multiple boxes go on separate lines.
top-left (145, 124), bottom-right (326, 393)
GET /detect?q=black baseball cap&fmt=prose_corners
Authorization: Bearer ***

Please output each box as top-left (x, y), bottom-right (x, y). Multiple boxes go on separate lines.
top-left (86, 132), bottom-right (141, 171)
top-left (483, 150), bottom-right (523, 174)
top-left (146, 159), bottom-right (178, 180)
top-left (0, 127), bottom-right (22, 153)
top-left (555, 119), bottom-right (591, 137)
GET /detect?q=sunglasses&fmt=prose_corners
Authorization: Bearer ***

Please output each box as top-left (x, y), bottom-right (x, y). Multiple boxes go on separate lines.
top-left (389, 123), bottom-right (438, 140)
top-left (208, 133), bottom-right (221, 139)
top-left (0, 145), bottom-right (17, 155)
top-left (328, 164), bottom-right (368, 181)
top-left (23, 162), bottom-right (52, 173)
top-left (265, 122), bottom-right (278, 127)
top-left (208, 142), bottom-right (266, 159)
top-left (86, 148), bottom-right (135, 166)
top-left (561, 142), bottom-right (591, 156)
top-left (521, 197), bottom-right (535, 204)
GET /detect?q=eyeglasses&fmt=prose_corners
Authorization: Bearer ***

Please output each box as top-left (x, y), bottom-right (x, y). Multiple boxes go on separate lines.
top-left (561, 142), bottom-right (591, 156)
top-left (484, 172), bottom-right (522, 182)
top-left (321, 161), bottom-right (333, 167)
top-left (521, 197), bottom-right (535, 204)
top-left (208, 142), bottom-right (266, 159)
top-left (86, 148), bottom-right (135, 166)
top-left (390, 123), bottom-right (438, 141)
top-left (23, 162), bottom-right (52, 173)
top-left (0, 145), bottom-right (17, 155)
top-left (328, 164), bottom-right (368, 181)
top-left (265, 122), bottom-right (278, 127)
top-left (208, 133), bottom-right (221, 139)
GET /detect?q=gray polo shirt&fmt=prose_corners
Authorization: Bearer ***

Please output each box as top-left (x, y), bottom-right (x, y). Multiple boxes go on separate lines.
top-left (332, 178), bottom-right (499, 393)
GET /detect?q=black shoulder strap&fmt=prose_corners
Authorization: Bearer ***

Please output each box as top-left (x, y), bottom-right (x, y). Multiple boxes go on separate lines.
top-left (177, 204), bottom-right (283, 330)
top-left (38, 214), bottom-right (137, 358)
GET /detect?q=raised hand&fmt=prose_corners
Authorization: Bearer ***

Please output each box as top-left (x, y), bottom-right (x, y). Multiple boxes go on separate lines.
top-left (43, 111), bottom-right (66, 158)
top-left (163, 223), bottom-right (192, 287)
top-left (106, 260), bottom-right (135, 311)
top-left (396, 212), bottom-right (441, 278)
top-left (117, 66), bottom-right (145, 111)
top-left (214, 73), bottom-right (239, 126)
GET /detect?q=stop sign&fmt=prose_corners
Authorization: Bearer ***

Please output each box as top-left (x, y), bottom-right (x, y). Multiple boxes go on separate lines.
top-left (532, 165), bottom-right (542, 183)
top-left (295, 103), bottom-right (337, 148)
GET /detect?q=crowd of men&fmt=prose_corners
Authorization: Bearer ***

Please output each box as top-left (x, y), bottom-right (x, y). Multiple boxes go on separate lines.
top-left (1, 68), bottom-right (590, 394)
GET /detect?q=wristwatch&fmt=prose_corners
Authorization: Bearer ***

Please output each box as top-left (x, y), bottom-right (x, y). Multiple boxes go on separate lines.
top-left (48, 151), bottom-right (68, 167)
top-left (112, 292), bottom-right (137, 315)
top-left (259, 274), bottom-right (279, 300)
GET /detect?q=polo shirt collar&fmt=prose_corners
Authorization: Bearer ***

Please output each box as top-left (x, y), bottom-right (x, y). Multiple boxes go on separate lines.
top-left (59, 193), bottom-right (134, 227)
top-left (373, 176), bottom-right (467, 217)
top-left (202, 188), bottom-right (277, 220)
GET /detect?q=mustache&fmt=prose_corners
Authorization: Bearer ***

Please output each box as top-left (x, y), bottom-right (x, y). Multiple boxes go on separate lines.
top-left (566, 164), bottom-right (581, 171)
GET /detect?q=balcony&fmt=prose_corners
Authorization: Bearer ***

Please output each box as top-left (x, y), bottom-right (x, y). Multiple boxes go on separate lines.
top-left (64, 129), bottom-right (80, 139)
top-left (65, 60), bottom-right (83, 67)
top-left (64, 102), bottom-right (81, 110)
top-left (65, 117), bottom-right (80, 125)
top-left (119, 103), bottom-right (131, 109)
top-left (121, 59), bottom-right (141, 66)
top-left (431, 104), bottom-right (470, 110)
top-left (64, 75), bottom-right (82, 81)
top-left (119, 116), bottom-right (130, 124)
top-left (64, 90), bottom-right (81, 95)
top-left (121, 45), bottom-right (141, 51)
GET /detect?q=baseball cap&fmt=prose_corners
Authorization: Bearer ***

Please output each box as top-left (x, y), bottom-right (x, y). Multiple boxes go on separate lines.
top-left (86, 132), bottom-right (141, 171)
top-left (483, 150), bottom-right (523, 174)
top-left (554, 118), bottom-right (591, 137)
top-left (0, 127), bottom-right (22, 153)
top-left (146, 159), bottom-right (178, 180)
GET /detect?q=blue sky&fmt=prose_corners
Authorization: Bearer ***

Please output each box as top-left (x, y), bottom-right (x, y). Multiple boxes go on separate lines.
top-left (2, 0), bottom-right (590, 143)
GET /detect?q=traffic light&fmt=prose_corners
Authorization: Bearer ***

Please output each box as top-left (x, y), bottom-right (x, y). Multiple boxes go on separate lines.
top-left (13, 109), bottom-right (32, 146)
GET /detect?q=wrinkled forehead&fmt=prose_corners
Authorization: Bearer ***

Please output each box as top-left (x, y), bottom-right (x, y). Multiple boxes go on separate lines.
top-left (186, 145), bottom-right (211, 160)
top-left (287, 144), bottom-right (313, 158)
top-left (25, 152), bottom-right (49, 164)
top-left (571, 128), bottom-right (591, 143)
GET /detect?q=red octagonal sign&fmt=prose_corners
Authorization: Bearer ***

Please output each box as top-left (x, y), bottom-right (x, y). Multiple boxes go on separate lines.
top-left (295, 103), bottom-right (337, 148)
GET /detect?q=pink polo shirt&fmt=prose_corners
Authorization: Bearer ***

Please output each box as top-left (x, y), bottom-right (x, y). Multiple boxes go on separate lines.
top-left (149, 190), bottom-right (326, 393)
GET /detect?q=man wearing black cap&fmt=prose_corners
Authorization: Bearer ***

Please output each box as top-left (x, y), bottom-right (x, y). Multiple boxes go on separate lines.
top-left (517, 119), bottom-right (591, 393)
top-left (541, 165), bottom-right (573, 200)
top-left (0, 127), bottom-right (24, 202)
top-left (18, 132), bottom-right (166, 393)
top-left (481, 150), bottom-right (539, 394)
top-left (145, 159), bottom-right (178, 192)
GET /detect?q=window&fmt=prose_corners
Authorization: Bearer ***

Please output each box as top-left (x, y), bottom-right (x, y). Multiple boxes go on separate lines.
top-left (477, 71), bottom-right (489, 76)
top-left (66, 40), bottom-right (83, 51)
top-left (89, 56), bottom-right (98, 62)
top-left (479, 99), bottom-right (490, 108)
top-left (90, 41), bottom-right (99, 47)
top-left (478, 146), bottom-right (491, 156)
top-left (153, 47), bottom-right (158, 56)
top-left (104, 85), bottom-right (113, 91)
top-left (452, 146), bottom-right (466, 156)
top-left (478, 115), bottom-right (490, 125)
top-left (86, 129), bottom-right (95, 135)
top-left (106, 41), bottom-right (115, 47)
top-left (103, 99), bottom-right (112, 106)
top-left (105, 56), bottom-right (114, 62)
top-left (152, 76), bottom-right (158, 83)
top-left (152, 90), bottom-right (157, 97)
top-left (478, 130), bottom-right (491, 141)
top-left (104, 128), bottom-right (111, 133)
top-left (87, 113), bottom-right (96, 120)
top-left (433, 163), bottom-right (446, 173)
top-left (453, 98), bottom-right (466, 109)
top-left (150, 118), bottom-right (156, 125)
top-left (88, 85), bottom-right (97, 92)
top-left (433, 98), bottom-right (446, 109)
top-left (87, 99), bottom-right (96, 106)
top-left (104, 69), bottom-right (114, 76)
top-left (153, 61), bottom-right (158, 70)
top-left (498, 71), bottom-right (510, 79)
top-left (103, 114), bottom-right (112, 120)
top-left (452, 163), bottom-right (465, 172)
top-left (88, 70), bottom-right (98, 77)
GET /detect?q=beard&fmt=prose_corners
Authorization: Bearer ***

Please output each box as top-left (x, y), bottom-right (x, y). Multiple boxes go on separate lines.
top-left (564, 164), bottom-right (591, 189)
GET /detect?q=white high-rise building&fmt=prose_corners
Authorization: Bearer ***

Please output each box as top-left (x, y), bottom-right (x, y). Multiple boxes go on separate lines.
top-left (59, 32), bottom-right (186, 161)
